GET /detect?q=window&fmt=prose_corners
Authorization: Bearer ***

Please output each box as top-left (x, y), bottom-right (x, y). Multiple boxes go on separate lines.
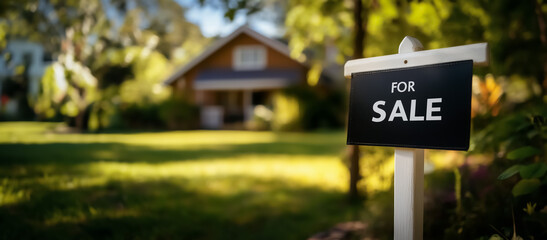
top-left (233, 45), bottom-right (266, 70)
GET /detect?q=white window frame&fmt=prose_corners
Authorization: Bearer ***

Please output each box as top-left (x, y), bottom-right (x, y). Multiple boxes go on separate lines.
top-left (233, 45), bottom-right (267, 71)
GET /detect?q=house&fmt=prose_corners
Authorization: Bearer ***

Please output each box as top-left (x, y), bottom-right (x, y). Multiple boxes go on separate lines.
top-left (0, 40), bottom-right (52, 118)
top-left (164, 26), bottom-right (309, 129)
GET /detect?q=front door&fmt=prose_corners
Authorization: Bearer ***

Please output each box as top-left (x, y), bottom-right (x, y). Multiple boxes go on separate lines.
top-left (220, 91), bottom-right (244, 123)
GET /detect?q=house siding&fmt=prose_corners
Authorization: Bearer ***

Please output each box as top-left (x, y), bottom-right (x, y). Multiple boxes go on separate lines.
top-left (171, 33), bottom-right (307, 102)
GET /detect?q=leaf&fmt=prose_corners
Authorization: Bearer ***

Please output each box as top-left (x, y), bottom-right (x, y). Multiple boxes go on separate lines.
top-left (520, 163), bottom-right (547, 179)
top-left (507, 146), bottom-right (541, 160)
top-left (526, 129), bottom-right (539, 139)
top-left (488, 234), bottom-right (504, 240)
top-left (498, 165), bottom-right (522, 180)
top-left (224, 8), bottom-right (236, 21)
top-left (512, 179), bottom-right (541, 197)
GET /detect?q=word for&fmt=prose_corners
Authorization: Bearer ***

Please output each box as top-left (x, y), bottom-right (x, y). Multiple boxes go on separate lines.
top-left (391, 81), bottom-right (415, 93)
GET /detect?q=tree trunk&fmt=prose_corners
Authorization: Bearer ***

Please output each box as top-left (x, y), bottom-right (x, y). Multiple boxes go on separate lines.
top-left (75, 111), bottom-right (85, 130)
top-left (533, 0), bottom-right (547, 92)
top-left (353, 0), bottom-right (365, 60)
top-left (348, 144), bottom-right (361, 200)
top-left (348, 0), bottom-right (366, 201)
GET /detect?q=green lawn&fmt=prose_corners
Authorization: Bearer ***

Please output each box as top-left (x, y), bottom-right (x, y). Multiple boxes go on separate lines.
top-left (0, 122), bottom-right (362, 239)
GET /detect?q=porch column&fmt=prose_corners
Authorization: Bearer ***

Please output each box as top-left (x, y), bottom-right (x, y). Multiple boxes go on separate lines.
top-left (243, 90), bottom-right (253, 122)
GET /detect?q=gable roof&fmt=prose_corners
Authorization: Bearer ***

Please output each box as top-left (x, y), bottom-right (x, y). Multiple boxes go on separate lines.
top-left (163, 25), bottom-right (305, 86)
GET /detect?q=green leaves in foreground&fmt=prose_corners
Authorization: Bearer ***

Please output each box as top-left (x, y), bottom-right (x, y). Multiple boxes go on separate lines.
top-left (507, 146), bottom-right (541, 160)
top-left (498, 163), bottom-right (547, 180)
top-left (512, 179), bottom-right (541, 197)
top-left (499, 162), bottom-right (546, 196)
top-left (498, 165), bottom-right (523, 180)
top-left (498, 145), bottom-right (546, 196)
top-left (499, 163), bottom-right (546, 196)
top-left (520, 163), bottom-right (547, 179)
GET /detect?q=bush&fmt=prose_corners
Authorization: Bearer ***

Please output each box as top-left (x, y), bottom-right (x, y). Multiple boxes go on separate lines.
top-left (272, 86), bottom-right (345, 131)
top-left (159, 98), bottom-right (199, 130)
top-left (118, 98), bottom-right (198, 130)
top-left (119, 103), bottom-right (164, 129)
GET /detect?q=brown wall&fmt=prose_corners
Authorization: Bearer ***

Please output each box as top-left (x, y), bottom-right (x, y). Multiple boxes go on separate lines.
top-left (171, 33), bottom-right (308, 102)
top-left (196, 34), bottom-right (305, 69)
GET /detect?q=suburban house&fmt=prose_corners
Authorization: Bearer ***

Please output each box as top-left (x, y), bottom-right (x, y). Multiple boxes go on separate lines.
top-left (164, 26), bottom-right (310, 129)
top-left (0, 40), bottom-right (53, 118)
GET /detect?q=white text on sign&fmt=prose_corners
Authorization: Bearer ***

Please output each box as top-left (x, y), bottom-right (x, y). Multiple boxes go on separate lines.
top-left (372, 81), bottom-right (442, 122)
top-left (391, 81), bottom-right (415, 93)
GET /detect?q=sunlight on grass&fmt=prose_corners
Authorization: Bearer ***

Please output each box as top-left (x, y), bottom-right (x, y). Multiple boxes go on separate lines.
top-left (0, 122), bottom-right (384, 239)
top-left (90, 155), bottom-right (348, 192)
top-left (7, 156), bottom-right (348, 197)
top-left (0, 122), bottom-right (349, 206)
top-left (0, 122), bottom-right (464, 207)
top-left (32, 173), bottom-right (110, 191)
top-left (0, 122), bottom-right (58, 135)
top-left (44, 206), bottom-right (140, 226)
top-left (0, 122), bottom-right (281, 147)
top-left (0, 178), bottom-right (29, 205)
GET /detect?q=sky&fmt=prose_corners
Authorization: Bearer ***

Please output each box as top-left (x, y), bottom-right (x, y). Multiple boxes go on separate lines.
top-left (175, 0), bottom-right (283, 38)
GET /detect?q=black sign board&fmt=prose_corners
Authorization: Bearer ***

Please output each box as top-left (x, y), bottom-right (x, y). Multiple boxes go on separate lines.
top-left (347, 60), bottom-right (473, 150)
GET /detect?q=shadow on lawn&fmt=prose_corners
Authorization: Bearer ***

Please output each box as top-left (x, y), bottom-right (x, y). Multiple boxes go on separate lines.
top-left (0, 140), bottom-right (343, 166)
top-left (0, 129), bottom-right (358, 239)
top-left (0, 177), bottom-right (361, 240)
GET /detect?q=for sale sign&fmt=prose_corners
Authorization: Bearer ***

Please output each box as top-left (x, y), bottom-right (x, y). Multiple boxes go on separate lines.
top-left (347, 60), bottom-right (473, 150)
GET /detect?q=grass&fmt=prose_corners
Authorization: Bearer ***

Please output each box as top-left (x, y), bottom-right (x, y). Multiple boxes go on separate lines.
top-left (0, 122), bottom-right (362, 240)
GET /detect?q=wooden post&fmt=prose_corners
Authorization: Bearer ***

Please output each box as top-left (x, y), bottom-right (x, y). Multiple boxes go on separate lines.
top-left (394, 36), bottom-right (424, 240)
top-left (394, 148), bottom-right (424, 240)
top-left (243, 90), bottom-right (252, 122)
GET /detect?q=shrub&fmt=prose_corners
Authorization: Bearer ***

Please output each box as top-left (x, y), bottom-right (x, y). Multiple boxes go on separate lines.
top-left (118, 97), bottom-right (199, 130)
top-left (272, 86), bottom-right (345, 131)
top-left (159, 97), bottom-right (199, 130)
top-left (119, 103), bottom-right (164, 129)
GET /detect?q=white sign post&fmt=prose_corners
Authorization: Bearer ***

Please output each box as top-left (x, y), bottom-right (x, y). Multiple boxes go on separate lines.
top-left (394, 37), bottom-right (425, 240)
top-left (344, 37), bottom-right (488, 240)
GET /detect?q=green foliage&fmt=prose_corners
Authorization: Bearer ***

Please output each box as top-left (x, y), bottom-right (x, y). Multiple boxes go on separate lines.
top-left (1, 0), bottom-right (207, 130)
top-left (512, 178), bottom-right (541, 197)
top-left (118, 97), bottom-right (199, 130)
top-left (488, 234), bottom-right (504, 240)
top-left (114, 47), bottom-right (173, 105)
top-left (284, 1), bottom-right (547, 237)
top-left (469, 99), bottom-right (546, 237)
top-left (119, 103), bottom-right (164, 129)
top-left (273, 86), bottom-right (345, 131)
top-left (472, 104), bottom-right (546, 155)
top-left (507, 146), bottom-right (542, 160)
top-left (34, 56), bottom-right (98, 128)
top-left (285, 0), bottom-right (353, 85)
top-left (159, 97), bottom-right (199, 130)
top-left (272, 92), bottom-right (301, 131)
top-left (519, 163), bottom-right (547, 179)
top-left (498, 165), bottom-right (523, 180)
top-left (469, 90), bottom-right (547, 238)
top-left (285, 0), bottom-right (547, 88)
top-left (487, 106), bottom-right (546, 198)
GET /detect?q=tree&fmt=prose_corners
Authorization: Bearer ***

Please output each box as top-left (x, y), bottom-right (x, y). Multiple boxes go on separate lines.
top-left (1, 0), bottom-right (207, 130)
top-left (284, 0), bottom-right (376, 200)
top-left (349, 0), bottom-right (365, 201)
